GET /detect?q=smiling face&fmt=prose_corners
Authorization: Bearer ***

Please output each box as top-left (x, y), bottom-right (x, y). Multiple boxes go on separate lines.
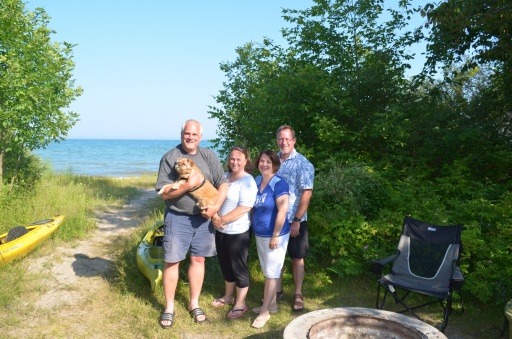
top-left (258, 153), bottom-right (274, 176)
top-left (277, 128), bottom-right (296, 158)
top-left (229, 149), bottom-right (247, 175)
top-left (181, 121), bottom-right (202, 154)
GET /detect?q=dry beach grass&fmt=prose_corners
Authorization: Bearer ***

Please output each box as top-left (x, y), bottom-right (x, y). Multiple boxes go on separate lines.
top-left (0, 176), bottom-right (505, 338)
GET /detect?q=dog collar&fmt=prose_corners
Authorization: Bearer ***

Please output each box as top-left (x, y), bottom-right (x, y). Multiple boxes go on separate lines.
top-left (189, 178), bottom-right (206, 192)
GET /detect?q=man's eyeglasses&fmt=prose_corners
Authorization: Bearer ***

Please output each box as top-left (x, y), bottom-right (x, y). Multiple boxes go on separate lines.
top-left (277, 138), bottom-right (295, 143)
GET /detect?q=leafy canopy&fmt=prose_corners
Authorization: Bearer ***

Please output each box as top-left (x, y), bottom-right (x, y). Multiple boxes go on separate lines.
top-left (0, 0), bottom-right (82, 186)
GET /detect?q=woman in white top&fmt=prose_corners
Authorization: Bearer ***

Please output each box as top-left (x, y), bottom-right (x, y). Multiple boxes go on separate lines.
top-left (210, 146), bottom-right (258, 319)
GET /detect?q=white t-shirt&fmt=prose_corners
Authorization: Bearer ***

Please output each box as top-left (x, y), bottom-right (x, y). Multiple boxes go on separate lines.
top-left (217, 172), bottom-right (257, 235)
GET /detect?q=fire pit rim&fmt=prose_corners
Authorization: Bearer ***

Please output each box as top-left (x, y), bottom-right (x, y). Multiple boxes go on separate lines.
top-left (283, 307), bottom-right (447, 339)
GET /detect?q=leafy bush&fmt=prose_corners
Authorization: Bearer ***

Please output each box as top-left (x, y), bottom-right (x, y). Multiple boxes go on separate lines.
top-left (310, 159), bottom-right (512, 304)
top-left (310, 159), bottom-right (395, 276)
top-left (2, 148), bottom-right (46, 189)
top-left (313, 158), bottom-right (390, 218)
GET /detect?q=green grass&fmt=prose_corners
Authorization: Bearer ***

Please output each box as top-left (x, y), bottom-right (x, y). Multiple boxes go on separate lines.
top-left (0, 171), bottom-right (156, 237)
top-left (0, 173), bottom-right (506, 338)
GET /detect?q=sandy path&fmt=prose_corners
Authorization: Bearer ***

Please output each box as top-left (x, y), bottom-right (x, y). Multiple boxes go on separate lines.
top-left (17, 188), bottom-right (157, 336)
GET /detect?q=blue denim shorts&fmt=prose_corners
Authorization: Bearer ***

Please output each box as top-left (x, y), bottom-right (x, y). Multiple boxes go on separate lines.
top-left (163, 209), bottom-right (216, 263)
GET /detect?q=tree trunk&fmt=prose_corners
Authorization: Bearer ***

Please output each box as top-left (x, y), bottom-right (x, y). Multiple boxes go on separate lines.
top-left (9, 153), bottom-right (22, 191)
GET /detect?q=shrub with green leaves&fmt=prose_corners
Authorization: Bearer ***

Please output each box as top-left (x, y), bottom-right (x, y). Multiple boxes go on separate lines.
top-left (310, 159), bottom-right (394, 276)
top-left (310, 159), bottom-right (512, 305)
top-left (2, 148), bottom-right (45, 189)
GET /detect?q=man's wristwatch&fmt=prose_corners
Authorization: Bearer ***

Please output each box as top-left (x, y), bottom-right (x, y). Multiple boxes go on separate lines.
top-left (293, 216), bottom-right (301, 222)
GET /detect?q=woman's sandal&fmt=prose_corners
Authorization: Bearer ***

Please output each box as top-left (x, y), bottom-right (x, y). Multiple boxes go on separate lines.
top-left (211, 297), bottom-right (235, 307)
top-left (189, 307), bottom-right (207, 324)
top-left (293, 294), bottom-right (305, 312)
top-left (252, 305), bottom-right (278, 314)
top-left (159, 312), bottom-right (174, 329)
top-left (227, 306), bottom-right (248, 319)
top-left (251, 314), bottom-right (271, 329)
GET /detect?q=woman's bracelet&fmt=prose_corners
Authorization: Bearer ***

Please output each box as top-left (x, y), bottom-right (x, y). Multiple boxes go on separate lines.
top-left (271, 233), bottom-right (279, 238)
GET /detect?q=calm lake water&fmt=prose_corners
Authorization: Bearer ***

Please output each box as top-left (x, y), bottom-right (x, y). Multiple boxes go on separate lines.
top-left (33, 139), bottom-right (217, 177)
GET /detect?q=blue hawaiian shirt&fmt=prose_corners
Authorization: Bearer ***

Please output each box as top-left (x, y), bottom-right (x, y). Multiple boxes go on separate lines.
top-left (277, 149), bottom-right (314, 222)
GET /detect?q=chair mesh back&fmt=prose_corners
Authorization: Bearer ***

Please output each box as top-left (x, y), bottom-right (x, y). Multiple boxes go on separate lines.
top-left (409, 239), bottom-right (450, 278)
top-left (387, 216), bottom-right (462, 296)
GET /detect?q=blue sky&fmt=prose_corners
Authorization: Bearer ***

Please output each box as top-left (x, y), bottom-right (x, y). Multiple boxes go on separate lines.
top-left (26, 0), bottom-right (428, 140)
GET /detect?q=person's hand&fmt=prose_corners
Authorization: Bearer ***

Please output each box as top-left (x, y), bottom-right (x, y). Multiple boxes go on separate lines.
top-left (211, 214), bottom-right (225, 229)
top-left (157, 183), bottom-right (174, 196)
top-left (290, 221), bottom-right (300, 237)
top-left (187, 170), bottom-right (203, 189)
top-left (201, 205), bottom-right (218, 219)
top-left (269, 237), bottom-right (278, 250)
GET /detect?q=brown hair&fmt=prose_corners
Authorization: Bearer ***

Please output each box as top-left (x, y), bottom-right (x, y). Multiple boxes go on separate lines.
top-left (276, 124), bottom-right (296, 139)
top-left (255, 149), bottom-right (281, 173)
top-left (226, 146), bottom-right (254, 174)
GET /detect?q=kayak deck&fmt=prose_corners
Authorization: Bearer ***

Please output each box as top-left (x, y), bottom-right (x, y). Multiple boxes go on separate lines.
top-left (136, 220), bottom-right (165, 291)
top-left (0, 215), bottom-right (65, 266)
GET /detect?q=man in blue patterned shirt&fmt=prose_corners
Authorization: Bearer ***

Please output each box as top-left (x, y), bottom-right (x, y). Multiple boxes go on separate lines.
top-left (275, 124), bottom-right (314, 311)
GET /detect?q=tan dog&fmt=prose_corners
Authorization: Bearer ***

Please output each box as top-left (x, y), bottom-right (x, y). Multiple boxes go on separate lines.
top-left (158, 158), bottom-right (218, 209)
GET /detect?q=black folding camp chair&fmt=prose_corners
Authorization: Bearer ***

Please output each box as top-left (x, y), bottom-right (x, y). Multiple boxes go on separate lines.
top-left (372, 216), bottom-right (465, 332)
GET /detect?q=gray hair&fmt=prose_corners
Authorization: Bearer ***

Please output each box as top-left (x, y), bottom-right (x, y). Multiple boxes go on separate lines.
top-left (276, 124), bottom-right (295, 139)
top-left (181, 119), bottom-right (203, 136)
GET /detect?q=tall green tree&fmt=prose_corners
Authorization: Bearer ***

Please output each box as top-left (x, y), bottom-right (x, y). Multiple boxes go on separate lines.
top-left (209, 39), bottom-right (333, 161)
top-left (210, 0), bottom-right (420, 165)
top-left (0, 0), bottom-right (82, 189)
top-left (419, 0), bottom-right (512, 183)
top-left (423, 0), bottom-right (512, 111)
top-left (424, 0), bottom-right (511, 70)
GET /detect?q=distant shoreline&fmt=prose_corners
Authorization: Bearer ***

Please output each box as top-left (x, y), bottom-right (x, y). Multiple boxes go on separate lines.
top-left (34, 139), bottom-right (218, 178)
top-left (63, 138), bottom-right (218, 142)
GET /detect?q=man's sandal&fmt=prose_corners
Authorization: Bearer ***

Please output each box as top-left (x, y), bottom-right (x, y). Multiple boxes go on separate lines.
top-left (293, 294), bottom-right (305, 312)
top-left (189, 307), bottom-right (207, 324)
top-left (159, 312), bottom-right (174, 329)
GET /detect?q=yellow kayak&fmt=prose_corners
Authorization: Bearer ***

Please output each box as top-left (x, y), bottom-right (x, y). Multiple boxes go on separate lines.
top-left (136, 220), bottom-right (164, 291)
top-left (0, 215), bottom-right (65, 267)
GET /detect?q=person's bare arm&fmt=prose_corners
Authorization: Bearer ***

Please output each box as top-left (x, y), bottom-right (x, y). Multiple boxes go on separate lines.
top-left (290, 189), bottom-right (312, 237)
top-left (159, 170), bottom-right (203, 200)
top-left (212, 205), bottom-right (252, 229)
top-left (269, 194), bottom-right (289, 249)
top-left (201, 182), bottom-right (228, 219)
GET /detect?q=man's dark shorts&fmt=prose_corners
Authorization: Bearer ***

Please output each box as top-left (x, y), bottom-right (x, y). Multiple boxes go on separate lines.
top-left (287, 220), bottom-right (309, 259)
top-left (163, 209), bottom-right (216, 263)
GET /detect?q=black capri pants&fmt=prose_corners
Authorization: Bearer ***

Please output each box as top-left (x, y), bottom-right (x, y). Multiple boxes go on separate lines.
top-left (215, 229), bottom-right (251, 288)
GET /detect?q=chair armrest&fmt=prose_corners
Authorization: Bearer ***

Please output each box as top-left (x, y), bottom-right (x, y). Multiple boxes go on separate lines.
top-left (450, 265), bottom-right (465, 289)
top-left (371, 254), bottom-right (398, 276)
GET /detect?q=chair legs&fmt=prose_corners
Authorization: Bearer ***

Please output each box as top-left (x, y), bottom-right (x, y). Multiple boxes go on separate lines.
top-left (441, 298), bottom-right (451, 332)
top-left (377, 284), bottom-right (423, 321)
top-left (376, 283), bottom-right (463, 333)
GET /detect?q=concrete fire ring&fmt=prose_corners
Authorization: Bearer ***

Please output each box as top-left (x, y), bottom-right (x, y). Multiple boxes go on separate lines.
top-left (283, 307), bottom-right (447, 339)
